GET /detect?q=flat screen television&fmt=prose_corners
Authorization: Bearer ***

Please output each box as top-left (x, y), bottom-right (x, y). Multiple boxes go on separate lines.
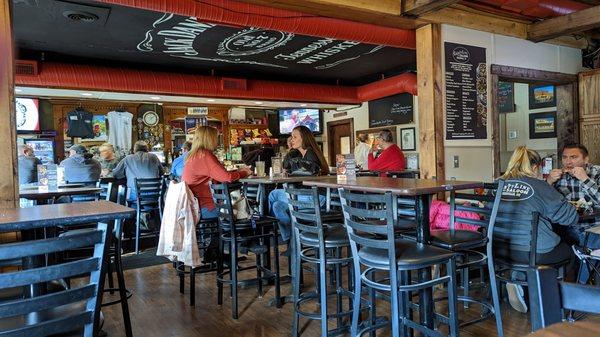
top-left (15, 98), bottom-right (40, 132)
top-left (278, 108), bottom-right (321, 134)
top-left (24, 139), bottom-right (54, 164)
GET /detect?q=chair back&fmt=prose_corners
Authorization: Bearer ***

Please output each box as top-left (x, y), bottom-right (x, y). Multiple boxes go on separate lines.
top-left (285, 185), bottom-right (324, 237)
top-left (97, 178), bottom-right (115, 201)
top-left (531, 267), bottom-right (600, 329)
top-left (0, 223), bottom-right (109, 336)
top-left (386, 170), bottom-right (420, 179)
top-left (448, 180), bottom-right (505, 236)
top-left (242, 183), bottom-right (261, 210)
top-left (339, 188), bottom-right (396, 265)
top-left (209, 182), bottom-right (237, 228)
top-left (134, 178), bottom-right (163, 213)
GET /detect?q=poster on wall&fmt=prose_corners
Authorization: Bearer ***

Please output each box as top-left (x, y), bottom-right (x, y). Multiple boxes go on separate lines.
top-left (444, 42), bottom-right (487, 140)
top-left (529, 111), bottom-right (557, 139)
top-left (368, 93), bottom-right (413, 128)
top-left (528, 84), bottom-right (556, 109)
top-left (498, 81), bottom-right (515, 113)
top-left (81, 115), bottom-right (107, 142)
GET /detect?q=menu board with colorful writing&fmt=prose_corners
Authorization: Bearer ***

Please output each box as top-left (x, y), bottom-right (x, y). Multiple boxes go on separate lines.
top-left (444, 42), bottom-right (487, 140)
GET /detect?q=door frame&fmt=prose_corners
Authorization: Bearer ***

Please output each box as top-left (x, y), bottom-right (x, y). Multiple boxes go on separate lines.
top-left (327, 118), bottom-right (354, 165)
top-left (490, 64), bottom-right (578, 178)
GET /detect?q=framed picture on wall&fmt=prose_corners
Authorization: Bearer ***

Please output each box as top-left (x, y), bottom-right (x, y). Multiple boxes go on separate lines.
top-left (400, 127), bottom-right (416, 151)
top-left (529, 111), bottom-right (557, 139)
top-left (528, 84), bottom-right (556, 109)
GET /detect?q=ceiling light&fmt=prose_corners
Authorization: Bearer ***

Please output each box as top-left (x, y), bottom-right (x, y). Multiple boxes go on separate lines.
top-left (300, 103), bottom-right (307, 107)
top-left (207, 99), bottom-right (216, 102)
top-left (150, 96), bottom-right (161, 100)
top-left (14, 89), bottom-right (22, 93)
top-left (254, 101), bottom-right (263, 105)
top-left (80, 92), bottom-right (93, 96)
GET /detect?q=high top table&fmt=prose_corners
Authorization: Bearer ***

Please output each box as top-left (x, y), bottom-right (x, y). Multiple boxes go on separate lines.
top-left (19, 186), bottom-right (103, 204)
top-left (304, 176), bottom-right (484, 329)
top-left (0, 201), bottom-right (135, 297)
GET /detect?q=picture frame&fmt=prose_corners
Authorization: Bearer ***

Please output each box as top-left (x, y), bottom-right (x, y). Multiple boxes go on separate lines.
top-left (528, 111), bottom-right (557, 139)
top-left (528, 84), bottom-right (556, 110)
top-left (400, 127), bottom-right (416, 151)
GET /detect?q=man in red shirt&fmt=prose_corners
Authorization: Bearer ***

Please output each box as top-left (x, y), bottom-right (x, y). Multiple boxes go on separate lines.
top-left (368, 129), bottom-right (406, 174)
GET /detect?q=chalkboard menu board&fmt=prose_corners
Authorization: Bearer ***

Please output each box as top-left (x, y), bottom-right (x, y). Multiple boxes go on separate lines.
top-left (368, 93), bottom-right (413, 128)
top-left (444, 42), bottom-right (487, 140)
top-left (498, 81), bottom-right (515, 113)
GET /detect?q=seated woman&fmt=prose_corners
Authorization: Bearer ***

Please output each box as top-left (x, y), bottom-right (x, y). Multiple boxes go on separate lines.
top-left (182, 126), bottom-right (252, 219)
top-left (268, 126), bottom-right (329, 243)
top-left (494, 146), bottom-right (578, 313)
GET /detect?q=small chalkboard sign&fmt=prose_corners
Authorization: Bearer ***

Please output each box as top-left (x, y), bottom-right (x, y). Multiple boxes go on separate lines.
top-left (498, 81), bottom-right (515, 113)
top-left (368, 93), bottom-right (413, 128)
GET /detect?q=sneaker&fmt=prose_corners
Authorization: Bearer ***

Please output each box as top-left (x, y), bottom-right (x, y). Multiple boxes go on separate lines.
top-left (506, 282), bottom-right (528, 313)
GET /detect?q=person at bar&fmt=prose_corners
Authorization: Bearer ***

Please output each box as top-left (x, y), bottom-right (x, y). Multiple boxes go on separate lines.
top-left (547, 144), bottom-right (600, 246)
top-left (17, 144), bottom-right (41, 184)
top-left (97, 143), bottom-right (120, 177)
top-left (354, 133), bottom-right (370, 170)
top-left (268, 125), bottom-right (328, 244)
top-left (60, 144), bottom-right (101, 184)
top-left (282, 135), bottom-right (301, 173)
top-left (494, 146), bottom-right (578, 313)
top-left (170, 141), bottom-right (191, 180)
top-left (112, 140), bottom-right (163, 200)
top-left (367, 129), bottom-right (405, 174)
top-left (182, 126), bottom-right (251, 219)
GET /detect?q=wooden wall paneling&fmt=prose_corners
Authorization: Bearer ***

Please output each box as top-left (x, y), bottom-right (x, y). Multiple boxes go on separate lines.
top-left (580, 118), bottom-right (600, 164)
top-left (416, 24), bottom-right (444, 179)
top-left (579, 69), bottom-right (600, 163)
top-left (556, 83), bottom-right (578, 153)
top-left (491, 65), bottom-right (578, 84)
top-left (0, 0), bottom-right (18, 208)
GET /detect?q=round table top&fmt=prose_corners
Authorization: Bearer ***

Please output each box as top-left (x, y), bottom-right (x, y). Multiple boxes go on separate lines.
top-left (527, 321), bottom-right (600, 337)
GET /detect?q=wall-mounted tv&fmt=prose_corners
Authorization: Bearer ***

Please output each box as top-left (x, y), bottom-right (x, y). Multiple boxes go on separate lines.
top-left (15, 98), bottom-right (40, 132)
top-left (278, 108), bottom-right (321, 135)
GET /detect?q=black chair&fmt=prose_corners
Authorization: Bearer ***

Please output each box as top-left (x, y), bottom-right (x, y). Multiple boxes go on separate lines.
top-left (211, 182), bottom-right (281, 319)
top-left (132, 177), bottom-right (164, 254)
top-left (286, 185), bottom-right (354, 337)
top-left (492, 210), bottom-right (571, 331)
top-left (529, 266), bottom-right (600, 329)
top-left (340, 188), bottom-right (459, 337)
top-left (386, 170), bottom-right (420, 179)
top-left (0, 223), bottom-right (110, 336)
top-left (427, 181), bottom-right (505, 335)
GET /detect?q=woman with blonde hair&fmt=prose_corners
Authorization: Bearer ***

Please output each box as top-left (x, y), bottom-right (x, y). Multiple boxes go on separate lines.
top-left (182, 126), bottom-right (252, 219)
top-left (495, 146), bottom-right (578, 313)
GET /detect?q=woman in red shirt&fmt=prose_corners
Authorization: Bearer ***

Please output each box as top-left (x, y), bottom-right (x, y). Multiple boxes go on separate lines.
top-left (182, 126), bottom-right (252, 219)
top-left (368, 129), bottom-right (406, 174)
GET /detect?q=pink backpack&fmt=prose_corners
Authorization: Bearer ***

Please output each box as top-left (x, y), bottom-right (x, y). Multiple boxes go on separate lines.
top-left (429, 200), bottom-right (480, 232)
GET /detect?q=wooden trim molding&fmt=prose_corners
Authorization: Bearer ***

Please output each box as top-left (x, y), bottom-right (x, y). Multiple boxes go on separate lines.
top-left (490, 65), bottom-right (578, 84)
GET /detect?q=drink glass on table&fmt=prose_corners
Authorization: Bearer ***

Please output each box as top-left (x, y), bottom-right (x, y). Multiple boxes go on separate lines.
top-left (255, 161), bottom-right (266, 177)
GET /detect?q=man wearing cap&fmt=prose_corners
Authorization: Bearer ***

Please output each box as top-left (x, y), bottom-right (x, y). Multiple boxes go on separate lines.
top-left (59, 144), bottom-right (102, 184)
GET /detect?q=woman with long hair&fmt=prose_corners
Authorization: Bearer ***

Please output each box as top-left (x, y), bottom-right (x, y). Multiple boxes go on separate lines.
top-left (495, 146), bottom-right (578, 313)
top-left (182, 126), bottom-right (252, 219)
top-left (269, 125), bottom-right (328, 243)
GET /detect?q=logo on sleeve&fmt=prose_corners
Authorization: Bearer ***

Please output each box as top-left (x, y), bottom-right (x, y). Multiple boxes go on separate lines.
top-left (501, 181), bottom-right (535, 201)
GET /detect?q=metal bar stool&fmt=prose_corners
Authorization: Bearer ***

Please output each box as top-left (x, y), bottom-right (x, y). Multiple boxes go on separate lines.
top-left (132, 178), bottom-right (164, 254)
top-left (339, 188), bottom-right (459, 337)
top-left (286, 185), bottom-right (355, 337)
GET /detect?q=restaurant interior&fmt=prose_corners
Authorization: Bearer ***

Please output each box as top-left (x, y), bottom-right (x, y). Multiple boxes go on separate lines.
top-left (2, 1), bottom-right (600, 337)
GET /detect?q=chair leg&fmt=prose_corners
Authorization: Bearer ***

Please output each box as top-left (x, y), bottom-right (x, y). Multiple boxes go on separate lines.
top-left (291, 236), bottom-right (301, 337)
top-left (107, 256), bottom-right (115, 295)
top-left (318, 246), bottom-right (328, 337)
top-left (462, 266), bottom-right (470, 309)
top-left (447, 259), bottom-right (459, 337)
top-left (350, 258), bottom-right (362, 337)
top-left (335, 247), bottom-right (343, 329)
top-left (272, 228), bottom-right (281, 308)
top-left (231, 238), bottom-right (239, 319)
top-left (256, 242), bottom-right (263, 298)
top-left (488, 259), bottom-right (504, 337)
top-left (190, 267), bottom-right (196, 306)
top-left (179, 263), bottom-right (185, 294)
top-left (135, 212), bottom-right (141, 255)
top-left (217, 230), bottom-right (225, 306)
top-left (370, 269), bottom-right (379, 337)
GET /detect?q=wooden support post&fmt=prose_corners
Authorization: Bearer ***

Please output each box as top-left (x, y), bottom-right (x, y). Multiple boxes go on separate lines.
top-left (416, 24), bottom-right (444, 180)
top-left (0, 0), bottom-right (18, 209)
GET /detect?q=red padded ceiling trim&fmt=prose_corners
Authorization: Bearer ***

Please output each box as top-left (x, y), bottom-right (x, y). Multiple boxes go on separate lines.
top-left (15, 62), bottom-right (419, 104)
top-left (95, 0), bottom-right (416, 49)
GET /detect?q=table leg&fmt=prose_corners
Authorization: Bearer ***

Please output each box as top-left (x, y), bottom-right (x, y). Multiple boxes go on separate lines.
top-left (415, 194), bottom-right (434, 329)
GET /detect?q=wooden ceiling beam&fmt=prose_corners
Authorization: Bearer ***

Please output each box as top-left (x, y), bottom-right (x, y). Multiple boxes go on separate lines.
top-left (401, 0), bottom-right (461, 17)
top-left (528, 5), bottom-right (600, 42)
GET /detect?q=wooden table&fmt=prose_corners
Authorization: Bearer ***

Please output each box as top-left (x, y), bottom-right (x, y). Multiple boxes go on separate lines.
top-left (19, 186), bottom-right (102, 203)
top-left (20, 182), bottom-right (86, 190)
top-left (304, 176), bottom-right (484, 329)
top-left (527, 321), bottom-right (600, 337)
top-left (239, 175), bottom-right (332, 216)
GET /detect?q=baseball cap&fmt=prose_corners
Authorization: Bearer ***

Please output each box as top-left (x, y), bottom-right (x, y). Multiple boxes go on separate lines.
top-left (68, 144), bottom-right (87, 154)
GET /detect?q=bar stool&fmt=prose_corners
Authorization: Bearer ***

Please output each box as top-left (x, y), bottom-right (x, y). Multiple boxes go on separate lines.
top-left (286, 186), bottom-right (354, 337)
top-left (132, 178), bottom-right (164, 254)
top-left (339, 188), bottom-right (459, 337)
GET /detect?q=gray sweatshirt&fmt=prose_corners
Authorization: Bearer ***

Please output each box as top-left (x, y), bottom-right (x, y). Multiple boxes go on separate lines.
top-left (112, 151), bottom-right (163, 199)
top-left (494, 176), bottom-right (579, 254)
top-left (18, 155), bottom-right (41, 184)
top-left (59, 154), bottom-right (101, 184)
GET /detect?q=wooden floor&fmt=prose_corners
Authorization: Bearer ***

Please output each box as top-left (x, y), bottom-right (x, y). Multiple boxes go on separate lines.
top-left (100, 255), bottom-right (598, 337)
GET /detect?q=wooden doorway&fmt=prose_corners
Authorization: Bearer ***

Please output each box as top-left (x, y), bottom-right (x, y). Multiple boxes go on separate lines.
top-left (490, 65), bottom-right (578, 178)
top-left (327, 118), bottom-right (354, 165)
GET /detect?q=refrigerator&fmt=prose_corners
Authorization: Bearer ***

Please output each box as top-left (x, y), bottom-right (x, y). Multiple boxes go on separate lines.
top-left (24, 139), bottom-right (55, 164)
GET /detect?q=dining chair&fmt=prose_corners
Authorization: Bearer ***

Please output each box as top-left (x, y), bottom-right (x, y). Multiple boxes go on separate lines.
top-left (132, 177), bottom-right (164, 254)
top-left (0, 222), bottom-right (110, 336)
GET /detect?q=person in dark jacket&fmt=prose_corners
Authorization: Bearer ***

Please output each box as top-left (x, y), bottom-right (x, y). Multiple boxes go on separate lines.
top-left (242, 143), bottom-right (275, 172)
top-left (18, 144), bottom-right (41, 184)
top-left (494, 146), bottom-right (578, 313)
top-left (268, 126), bottom-right (329, 242)
top-left (59, 144), bottom-right (101, 184)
